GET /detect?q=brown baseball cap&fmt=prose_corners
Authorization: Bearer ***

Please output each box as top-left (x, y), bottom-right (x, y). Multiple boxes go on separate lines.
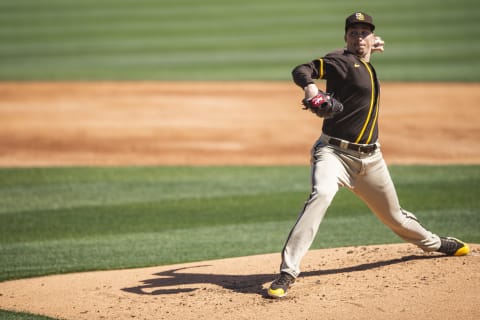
top-left (345, 12), bottom-right (375, 32)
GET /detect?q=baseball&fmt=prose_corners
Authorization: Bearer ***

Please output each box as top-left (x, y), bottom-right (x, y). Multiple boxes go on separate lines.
top-left (372, 36), bottom-right (385, 52)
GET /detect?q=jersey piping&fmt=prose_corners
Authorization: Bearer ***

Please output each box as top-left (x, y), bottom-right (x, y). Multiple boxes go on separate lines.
top-left (366, 97), bottom-right (379, 144)
top-left (355, 60), bottom-right (377, 144)
top-left (318, 58), bottom-right (324, 79)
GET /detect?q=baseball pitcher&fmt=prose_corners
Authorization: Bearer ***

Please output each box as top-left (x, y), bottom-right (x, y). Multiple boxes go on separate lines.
top-left (267, 12), bottom-right (470, 299)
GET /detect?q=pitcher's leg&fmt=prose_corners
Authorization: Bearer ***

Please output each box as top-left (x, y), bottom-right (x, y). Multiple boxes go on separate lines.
top-left (354, 153), bottom-right (441, 252)
top-left (280, 146), bottom-right (347, 277)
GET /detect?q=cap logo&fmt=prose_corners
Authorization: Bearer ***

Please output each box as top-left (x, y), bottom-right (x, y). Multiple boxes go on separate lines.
top-left (355, 12), bottom-right (365, 21)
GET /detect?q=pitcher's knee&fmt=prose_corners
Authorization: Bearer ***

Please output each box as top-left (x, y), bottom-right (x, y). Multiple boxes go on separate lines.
top-left (389, 209), bottom-right (419, 228)
top-left (310, 187), bottom-right (336, 203)
top-left (378, 208), bottom-right (421, 234)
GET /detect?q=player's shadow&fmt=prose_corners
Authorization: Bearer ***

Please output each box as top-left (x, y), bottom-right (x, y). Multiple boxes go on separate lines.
top-left (121, 254), bottom-right (445, 298)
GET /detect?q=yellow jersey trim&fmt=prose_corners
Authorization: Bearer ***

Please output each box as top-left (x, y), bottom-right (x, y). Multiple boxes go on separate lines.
top-left (366, 99), bottom-right (379, 144)
top-left (355, 60), bottom-right (376, 143)
top-left (318, 58), bottom-right (324, 79)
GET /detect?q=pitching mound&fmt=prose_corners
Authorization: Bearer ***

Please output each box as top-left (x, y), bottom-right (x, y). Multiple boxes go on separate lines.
top-left (0, 244), bottom-right (479, 320)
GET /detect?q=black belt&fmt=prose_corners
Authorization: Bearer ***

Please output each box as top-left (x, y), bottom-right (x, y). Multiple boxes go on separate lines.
top-left (328, 138), bottom-right (377, 153)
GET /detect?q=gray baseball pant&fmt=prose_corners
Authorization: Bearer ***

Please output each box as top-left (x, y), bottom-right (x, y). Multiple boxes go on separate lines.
top-left (280, 134), bottom-right (441, 277)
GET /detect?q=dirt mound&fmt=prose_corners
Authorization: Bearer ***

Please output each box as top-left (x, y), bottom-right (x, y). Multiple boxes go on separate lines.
top-left (0, 244), bottom-right (479, 320)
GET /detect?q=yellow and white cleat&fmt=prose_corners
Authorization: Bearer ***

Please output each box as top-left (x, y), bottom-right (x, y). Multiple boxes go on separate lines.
top-left (438, 237), bottom-right (470, 256)
top-left (267, 272), bottom-right (295, 299)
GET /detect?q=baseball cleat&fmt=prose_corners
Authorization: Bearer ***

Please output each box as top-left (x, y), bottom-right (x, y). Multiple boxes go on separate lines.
top-left (438, 237), bottom-right (470, 256)
top-left (267, 272), bottom-right (295, 299)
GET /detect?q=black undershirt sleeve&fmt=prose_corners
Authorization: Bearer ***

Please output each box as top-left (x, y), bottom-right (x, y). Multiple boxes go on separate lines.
top-left (291, 60), bottom-right (320, 89)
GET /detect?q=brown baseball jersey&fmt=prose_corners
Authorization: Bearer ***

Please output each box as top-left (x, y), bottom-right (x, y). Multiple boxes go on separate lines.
top-left (292, 49), bottom-right (380, 145)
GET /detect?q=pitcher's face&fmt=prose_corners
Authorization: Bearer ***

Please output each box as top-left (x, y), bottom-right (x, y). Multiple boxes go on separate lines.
top-left (345, 24), bottom-right (374, 58)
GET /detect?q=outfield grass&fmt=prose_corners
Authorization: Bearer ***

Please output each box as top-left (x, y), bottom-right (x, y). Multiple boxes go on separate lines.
top-left (0, 0), bottom-right (479, 81)
top-left (1, 165), bottom-right (478, 283)
top-left (0, 310), bottom-right (56, 320)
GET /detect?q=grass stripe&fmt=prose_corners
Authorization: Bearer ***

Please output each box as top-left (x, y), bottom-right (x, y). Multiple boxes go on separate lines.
top-left (0, 310), bottom-right (56, 320)
top-left (0, 0), bottom-right (478, 80)
top-left (0, 165), bottom-right (478, 282)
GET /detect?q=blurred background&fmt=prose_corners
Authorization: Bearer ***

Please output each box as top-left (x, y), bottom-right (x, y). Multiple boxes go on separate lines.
top-left (1, 0), bottom-right (479, 81)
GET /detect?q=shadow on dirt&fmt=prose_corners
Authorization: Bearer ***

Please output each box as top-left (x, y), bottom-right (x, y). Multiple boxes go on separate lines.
top-left (122, 254), bottom-right (445, 298)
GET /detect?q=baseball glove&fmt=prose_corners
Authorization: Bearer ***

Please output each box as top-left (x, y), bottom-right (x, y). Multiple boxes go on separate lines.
top-left (302, 92), bottom-right (343, 119)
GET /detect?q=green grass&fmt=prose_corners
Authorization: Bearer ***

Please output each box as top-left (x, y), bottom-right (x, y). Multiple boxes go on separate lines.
top-left (0, 310), bottom-right (56, 320)
top-left (0, 0), bottom-right (479, 81)
top-left (1, 165), bottom-right (478, 283)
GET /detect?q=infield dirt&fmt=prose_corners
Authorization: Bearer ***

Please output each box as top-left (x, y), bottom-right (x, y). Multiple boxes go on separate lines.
top-left (1, 82), bottom-right (479, 166)
top-left (0, 82), bottom-right (479, 320)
